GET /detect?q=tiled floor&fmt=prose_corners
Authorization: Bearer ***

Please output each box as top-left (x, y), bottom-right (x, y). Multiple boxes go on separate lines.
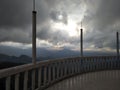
top-left (45, 70), bottom-right (120, 90)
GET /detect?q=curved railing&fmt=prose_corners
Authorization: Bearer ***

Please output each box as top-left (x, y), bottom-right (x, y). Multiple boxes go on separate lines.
top-left (0, 56), bottom-right (119, 90)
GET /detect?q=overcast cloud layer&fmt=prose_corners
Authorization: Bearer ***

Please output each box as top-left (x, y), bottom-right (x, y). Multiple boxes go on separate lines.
top-left (0, 0), bottom-right (119, 53)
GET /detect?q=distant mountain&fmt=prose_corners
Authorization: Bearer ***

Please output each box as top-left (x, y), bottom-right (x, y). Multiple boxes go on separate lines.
top-left (37, 48), bottom-right (116, 60)
top-left (0, 47), bottom-right (116, 63)
top-left (37, 48), bottom-right (80, 61)
top-left (0, 62), bottom-right (24, 69)
top-left (0, 54), bottom-right (32, 63)
top-left (0, 45), bottom-right (116, 59)
top-left (0, 48), bottom-right (116, 69)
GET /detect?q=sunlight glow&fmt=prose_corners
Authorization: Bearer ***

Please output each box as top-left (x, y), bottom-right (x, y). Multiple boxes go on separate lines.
top-left (66, 19), bottom-right (78, 37)
top-left (52, 19), bottom-right (80, 37)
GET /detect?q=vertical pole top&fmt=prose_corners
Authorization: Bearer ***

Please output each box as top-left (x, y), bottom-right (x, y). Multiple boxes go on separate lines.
top-left (33, 0), bottom-right (35, 11)
top-left (81, 22), bottom-right (82, 29)
top-left (117, 31), bottom-right (119, 34)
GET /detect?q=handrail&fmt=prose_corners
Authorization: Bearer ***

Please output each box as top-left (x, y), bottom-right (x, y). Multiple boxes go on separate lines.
top-left (0, 56), bottom-right (116, 78)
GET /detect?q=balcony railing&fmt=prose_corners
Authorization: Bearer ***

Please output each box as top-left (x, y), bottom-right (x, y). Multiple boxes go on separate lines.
top-left (0, 56), bottom-right (119, 90)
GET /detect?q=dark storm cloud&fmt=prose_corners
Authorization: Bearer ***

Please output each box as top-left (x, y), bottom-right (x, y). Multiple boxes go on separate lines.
top-left (0, 0), bottom-right (32, 28)
top-left (0, 0), bottom-right (51, 43)
top-left (0, 0), bottom-right (119, 50)
top-left (0, 0), bottom-right (70, 44)
top-left (0, 29), bottom-right (31, 43)
top-left (94, 0), bottom-right (120, 30)
top-left (83, 0), bottom-right (120, 49)
top-left (84, 0), bottom-right (120, 31)
top-left (0, 0), bottom-right (52, 29)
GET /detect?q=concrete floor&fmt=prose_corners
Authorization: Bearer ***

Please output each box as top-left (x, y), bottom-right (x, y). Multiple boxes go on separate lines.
top-left (45, 70), bottom-right (120, 90)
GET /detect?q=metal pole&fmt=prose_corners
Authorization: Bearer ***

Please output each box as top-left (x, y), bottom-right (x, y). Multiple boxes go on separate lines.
top-left (80, 22), bottom-right (83, 57)
top-left (116, 32), bottom-right (119, 59)
top-left (80, 28), bottom-right (83, 57)
top-left (32, 0), bottom-right (37, 64)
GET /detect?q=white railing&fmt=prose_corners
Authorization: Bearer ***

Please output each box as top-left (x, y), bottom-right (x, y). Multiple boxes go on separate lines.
top-left (0, 56), bottom-right (119, 90)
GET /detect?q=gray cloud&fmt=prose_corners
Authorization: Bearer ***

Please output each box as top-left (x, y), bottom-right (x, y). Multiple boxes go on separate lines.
top-left (0, 0), bottom-right (32, 28)
top-left (49, 10), bottom-right (68, 24)
top-left (93, 0), bottom-right (120, 31)
top-left (0, 0), bottom-right (51, 43)
top-left (0, 0), bottom-right (119, 51)
top-left (0, 29), bottom-right (31, 43)
top-left (83, 0), bottom-right (120, 50)
top-left (37, 25), bottom-right (70, 45)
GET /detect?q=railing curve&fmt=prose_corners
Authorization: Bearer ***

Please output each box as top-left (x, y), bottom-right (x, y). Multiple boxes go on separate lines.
top-left (0, 56), bottom-right (120, 90)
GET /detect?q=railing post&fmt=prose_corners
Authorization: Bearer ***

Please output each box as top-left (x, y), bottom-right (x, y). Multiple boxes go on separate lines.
top-left (38, 67), bottom-right (41, 89)
top-left (72, 60), bottom-right (74, 74)
top-left (75, 60), bottom-right (78, 74)
top-left (64, 61), bottom-right (67, 77)
top-left (60, 62), bottom-right (63, 78)
top-left (98, 57), bottom-right (100, 70)
top-left (89, 57), bottom-right (91, 71)
top-left (59, 62), bottom-right (62, 78)
top-left (15, 74), bottom-right (20, 90)
top-left (68, 60), bottom-right (71, 75)
top-left (76, 59), bottom-right (79, 73)
top-left (57, 62), bottom-right (60, 79)
top-left (52, 64), bottom-right (56, 82)
top-left (6, 76), bottom-right (11, 90)
top-left (24, 71), bottom-right (28, 90)
top-left (44, 66), bottom-right (47, 86)
top-left (78, 59), bottom-right (80, 73)
top-left (32, 69), bottom-right (35, 90)
top-left (48, 64), bottom-right (51, 84)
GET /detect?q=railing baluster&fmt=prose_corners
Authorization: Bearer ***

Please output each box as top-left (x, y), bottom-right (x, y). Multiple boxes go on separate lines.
top-left (74, 60), bottom-right (76, 73)
top-left (6, 76), bottom-right (11, 90)
top-left (68, 60), bottom-right (70, 75)
top-left (15, 74), bottom-right (20, 90)
top-left (52, 64), bottom-right (54, 81)
top-left (32, 69), bottom-right (35, 90)
top-left (24, 71), bottom-right (28, 90)
top-left (62, 61), bottom-right (65, 76)
top-left (38, 67), bottom-right (41, 89)
top-left (88, 58), bottom-right (90, 71)
top-left (63, 61), bottom-right (65, 77)
top-left (44, 66), bottom-right (47, 86)
top-left (60, 62), bottom-right (62, 78)
top-left (79, 59), bottom-right (81, 72)
top-left (71, 60), bottom-right (75, 75)
top-left (70, 60), bottom-right (73, 74)
top-left (56, 62), bottom-right (60, 79)
top-left (53, 64), bottom-right (56, 81)
top-left (61, 62), bottom-right (63, 78)
top-left (64, 61), bottom-right (67, 77)
top-left (48, 65), bottom-right (51, 83)
top-left (76, 60), bottom-right (78, 73)
top-left (75, 60), bottom-right (77, 74)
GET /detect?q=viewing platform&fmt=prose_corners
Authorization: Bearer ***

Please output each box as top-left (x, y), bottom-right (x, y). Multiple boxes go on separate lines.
top-left (45, 70), bottom-right (120, 90)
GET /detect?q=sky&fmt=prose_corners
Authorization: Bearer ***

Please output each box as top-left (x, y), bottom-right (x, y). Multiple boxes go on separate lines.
top-left (0, 0), bottom-right (119, 56)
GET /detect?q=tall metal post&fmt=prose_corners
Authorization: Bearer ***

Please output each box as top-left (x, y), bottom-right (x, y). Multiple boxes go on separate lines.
top-left (80, 22), bottom-right (83, 57)
top-left (32, 0), bottom-right (37, 64)
top-left (116, 32), bottom-right (119, 59)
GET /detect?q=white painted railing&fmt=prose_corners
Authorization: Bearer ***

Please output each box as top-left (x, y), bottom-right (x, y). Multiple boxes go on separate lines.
top-left (0, 56), bottom-right (119, 90)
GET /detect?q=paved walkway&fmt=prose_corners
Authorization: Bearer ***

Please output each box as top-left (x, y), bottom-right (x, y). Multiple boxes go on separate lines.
top-left (45, 70), bottom-right (120, 90)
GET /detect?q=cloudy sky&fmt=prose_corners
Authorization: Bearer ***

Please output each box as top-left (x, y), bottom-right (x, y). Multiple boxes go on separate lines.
top-left (0, 0), bottom-right (119, 56)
